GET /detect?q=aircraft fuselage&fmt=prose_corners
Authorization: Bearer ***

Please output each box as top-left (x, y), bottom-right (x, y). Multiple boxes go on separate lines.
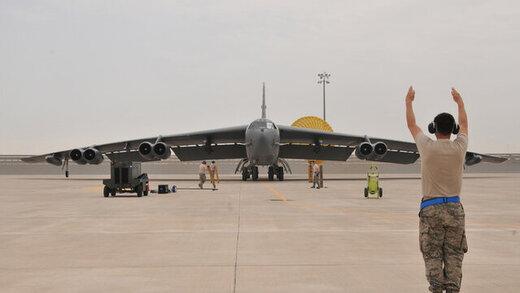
top-left (245, 118), bottom-right (280, 166)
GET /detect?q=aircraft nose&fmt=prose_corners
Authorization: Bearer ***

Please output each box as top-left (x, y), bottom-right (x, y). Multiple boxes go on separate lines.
top-left (259, 132), bottom-right (273, 147)
top-left (255, 132), bottom-right (273, 153)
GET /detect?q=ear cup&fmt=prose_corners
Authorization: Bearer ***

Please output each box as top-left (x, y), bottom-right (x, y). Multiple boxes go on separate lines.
top-left (428, 122), bottom-right (436, 134)
top-left (452, 124), bottom-right (460, 135)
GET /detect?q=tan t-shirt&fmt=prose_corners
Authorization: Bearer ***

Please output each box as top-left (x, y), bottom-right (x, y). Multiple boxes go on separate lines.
top-left (415, 132), bottom-right (468, 200)
top-left (199, 164), bottom-right (207, 174)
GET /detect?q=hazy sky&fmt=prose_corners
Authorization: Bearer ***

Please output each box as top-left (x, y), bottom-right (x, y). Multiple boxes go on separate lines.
top-left (1, 0), bottom-right (519, 154)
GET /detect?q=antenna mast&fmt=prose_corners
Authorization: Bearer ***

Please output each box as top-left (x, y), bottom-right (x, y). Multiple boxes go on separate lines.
top-left (261, 83), bottom-right (267, 119)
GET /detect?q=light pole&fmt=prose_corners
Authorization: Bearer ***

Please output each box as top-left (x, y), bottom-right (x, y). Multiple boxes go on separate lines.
top-left (317, 72), bottom-right (330, 121)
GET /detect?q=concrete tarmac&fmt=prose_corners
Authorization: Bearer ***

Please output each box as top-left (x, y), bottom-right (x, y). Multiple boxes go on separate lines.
top-left (0, 174), bottom-right (519, 292)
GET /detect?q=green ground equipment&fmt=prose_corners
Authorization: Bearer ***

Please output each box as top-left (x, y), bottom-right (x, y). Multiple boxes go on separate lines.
top-left (364, 163), bottom-right (382, 199)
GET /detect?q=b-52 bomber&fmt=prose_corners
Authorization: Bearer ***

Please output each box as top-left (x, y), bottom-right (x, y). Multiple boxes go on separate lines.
top-left (23, 84), bottom-right (507, 181)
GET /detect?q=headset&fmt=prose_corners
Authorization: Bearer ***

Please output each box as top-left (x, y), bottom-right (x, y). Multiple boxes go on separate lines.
top-left (428, 120), bottom-right (460, 135)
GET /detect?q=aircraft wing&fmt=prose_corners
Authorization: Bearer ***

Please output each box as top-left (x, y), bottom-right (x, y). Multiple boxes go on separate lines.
top-left (277, 125), bottom-right (507, 165)
top-left (22, 125), bottom-right (248, 163)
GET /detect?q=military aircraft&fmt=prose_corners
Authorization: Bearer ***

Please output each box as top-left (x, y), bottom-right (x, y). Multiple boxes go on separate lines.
top-left (23, 84), bottom-right (507, 181)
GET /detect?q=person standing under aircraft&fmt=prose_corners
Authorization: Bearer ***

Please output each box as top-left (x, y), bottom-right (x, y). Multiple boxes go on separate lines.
top-left (310, 161), bottom-right (321, 189)
top-left (406, 86), bottom-right (469, 293)
top-left (198, 161), bottom-right (207, 189)
top-left (210, 161), bottom-right (217, 177)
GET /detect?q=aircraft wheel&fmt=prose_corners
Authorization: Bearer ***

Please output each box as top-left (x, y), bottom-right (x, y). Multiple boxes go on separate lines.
top-left (103, 186), bottom-right (110, 198)
top-left (252, 167), bottom-right (259, 181)
top-left (144, 185), bottom-right (149, 196)
top-left (242, 168), bottom-right (248, 181)
top-left (111, 190), bottom-right (116, 196)
top-left (379, 188), bottom-right (383, 198)
top-left (277, 168), bottom-right (284, 181)
top-left (268, 166), bottom-right (274, 181)
top-left (364, 188), bottom-right (368, 198)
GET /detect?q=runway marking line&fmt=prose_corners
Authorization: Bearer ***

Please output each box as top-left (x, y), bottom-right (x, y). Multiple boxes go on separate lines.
top-left (261, 182), bottom-right (520, 229)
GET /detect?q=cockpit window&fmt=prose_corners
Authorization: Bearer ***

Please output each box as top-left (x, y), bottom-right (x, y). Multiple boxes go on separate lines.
top-left (248, 121), bottom-right (277, 129)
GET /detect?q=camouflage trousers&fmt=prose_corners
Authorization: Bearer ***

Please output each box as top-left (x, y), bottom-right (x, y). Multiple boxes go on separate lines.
top-left (419, 201), bottom-right (468, 293)
top-left (199, 173), bottom-right (206, 188)
top-left (312, 173), bottom-right (320, 188)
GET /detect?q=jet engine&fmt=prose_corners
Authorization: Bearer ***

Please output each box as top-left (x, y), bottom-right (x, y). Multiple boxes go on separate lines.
top-left (70, 148), bottom-right (87, 165)
top-left (45, 155), bottom-right (62, 166)
top-left (138, 141), bottom-right (171, 160)
top-left (138, 142), bottom-right (154, 160)
top-left (355, 142), bottom-right (388, 160)
top-left (70, 148), bottom-right (104, 165)
top-left (355, 142), bottom-right (373, 159)
top-left (372, 142), bottom-right (388, 160)
top-left (465, 153), bottom-right (482, 166)
top-left (153, 142), bottom-right (171, 159)
top-left (84, 148), bottom-right (104, 165)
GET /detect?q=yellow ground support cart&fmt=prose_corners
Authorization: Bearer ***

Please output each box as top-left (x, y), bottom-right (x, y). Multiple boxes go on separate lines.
top-left (364, 163), bottom-right (382, 199)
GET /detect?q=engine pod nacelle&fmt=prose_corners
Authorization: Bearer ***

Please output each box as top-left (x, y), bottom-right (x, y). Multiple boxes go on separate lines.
top-left (153, 142), bottom-right (171, 160)
top-left (84, 148), bottom-right (104, 165)
top-left (138, 142), bottom-right (155, 160)
top-left (465, 153), bottom-right (482, 166)
top-left (45, 155), bottom-right (62, 166)
top-left (370, 142), bottom-right (388, 160)
top-left (355, 142), bottom-right (373, 159)
top-left (70, 148), bottom-right (87, 165)
top-left (138, 141), bottom-right (171, 160)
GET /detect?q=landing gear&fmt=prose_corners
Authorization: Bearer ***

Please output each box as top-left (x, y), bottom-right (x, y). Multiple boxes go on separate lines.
top-left (252, 167), bottom-right (259, 181)
top-left (268, 166), bottom-right (274, 181)
top-left (63, 159), bottom-right (69, 178)
top-left (242, 168), bottom-right (249, 181)
top-left (277, 167), bottom-right (284, 181)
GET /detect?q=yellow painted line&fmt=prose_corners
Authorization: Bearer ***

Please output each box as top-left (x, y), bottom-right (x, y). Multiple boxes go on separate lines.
top-left (261, 182), bottom-right (520, 229)
top-left (83, 187), bottom-right (104, 190)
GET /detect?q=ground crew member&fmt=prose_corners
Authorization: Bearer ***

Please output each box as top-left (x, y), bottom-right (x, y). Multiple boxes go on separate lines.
top-left (198, 161), bottom-right (207, 189)
top-left (310, 161), bottom-right (320, 189)
top-left (210, 161), bottom-right (216, 177)
top-left (406, 86), bottom-right (469, 293)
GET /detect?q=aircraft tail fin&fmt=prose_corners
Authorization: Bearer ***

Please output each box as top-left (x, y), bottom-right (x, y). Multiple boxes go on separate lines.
top-left (261, 83), bottom-right (266, 119)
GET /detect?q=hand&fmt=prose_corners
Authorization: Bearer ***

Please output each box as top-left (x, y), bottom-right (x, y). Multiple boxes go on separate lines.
top-left (451, 87), bottom-right (463, 105)
top-left (406, 86), bottom-right (415, 103)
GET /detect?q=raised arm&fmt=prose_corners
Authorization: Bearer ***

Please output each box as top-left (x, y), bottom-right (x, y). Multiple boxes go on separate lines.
top-left (451, 88), bottom-right (468, 135)
top-left (405, 86), bottom-right (422, 139)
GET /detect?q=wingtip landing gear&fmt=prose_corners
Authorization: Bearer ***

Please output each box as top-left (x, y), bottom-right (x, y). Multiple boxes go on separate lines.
top-left (62, 158), bottom-right (69, 178)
